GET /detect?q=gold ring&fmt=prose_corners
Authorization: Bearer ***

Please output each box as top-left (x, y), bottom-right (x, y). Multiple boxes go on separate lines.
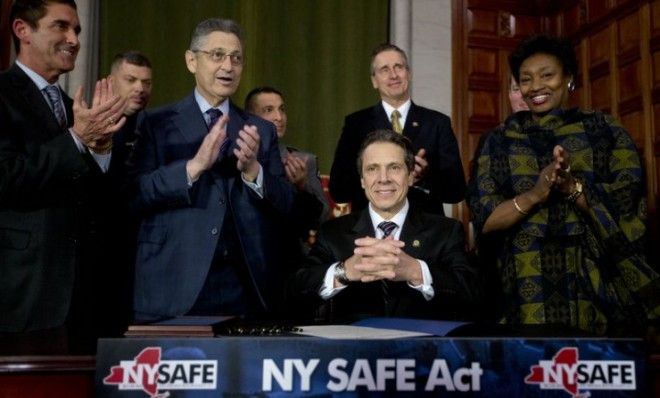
top-left (107, 117), bottom-right (116, 125)
top-left (563, 165), bottom-right (571, 173)
top-left (544, 174), bottom-right (550, 182)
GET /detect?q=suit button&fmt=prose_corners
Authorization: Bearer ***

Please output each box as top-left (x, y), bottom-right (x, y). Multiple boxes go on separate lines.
top-left (219, 198), bottom-right (225, 205)
top-left (211, 227), bottom-right (218, 235)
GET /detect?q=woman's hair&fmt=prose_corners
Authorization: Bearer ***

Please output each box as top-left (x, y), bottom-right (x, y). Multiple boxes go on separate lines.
top-left (509, 35), bottom-right (577, 82)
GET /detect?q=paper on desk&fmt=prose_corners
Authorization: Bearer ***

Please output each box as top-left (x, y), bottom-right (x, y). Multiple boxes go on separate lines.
top-left (293, 325), bottom-right (431, 339)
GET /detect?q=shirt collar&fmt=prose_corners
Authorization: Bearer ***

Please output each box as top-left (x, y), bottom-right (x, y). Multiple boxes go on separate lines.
top-left (15, 60), bottom-right (51, 91)
top-left (368, 199), bottom-right (409, 238)
top-left (194, 89), bottom-right (230, 115)
top-left (381, 98), bottom-right (412, 120)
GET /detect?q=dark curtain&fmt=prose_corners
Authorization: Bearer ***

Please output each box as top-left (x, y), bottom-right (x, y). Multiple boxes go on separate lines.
top-left (99, 0), bottom-right (389, 173)
top-left (1, 0), bottom-right (13, 70)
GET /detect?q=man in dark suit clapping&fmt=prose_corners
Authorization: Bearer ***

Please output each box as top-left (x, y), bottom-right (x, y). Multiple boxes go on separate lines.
top-left (128, 18), bottom-right (294, 321)
top-left (292, 130), bottom-right (480, 322)
top-left (330, 44), bottom-right (465, 215)
top-left (0, 0), bottom-right (128, 336)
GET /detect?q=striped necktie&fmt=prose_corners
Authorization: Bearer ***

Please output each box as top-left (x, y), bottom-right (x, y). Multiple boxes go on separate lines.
top-left (43, 85), bottom-right (66, 129)
top-left (206, 108), bottom-right (223, 130)
top-left (377, 221), bottom-right (398, 308)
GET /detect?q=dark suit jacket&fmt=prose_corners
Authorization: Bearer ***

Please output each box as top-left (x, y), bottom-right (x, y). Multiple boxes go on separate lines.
top-left (289, 207), bottom-right (480, 322)
top-left (128, 94), bottom-right (295, 318)
top-left (329, 102), bottom-right (466, 214)
top-left (0, 64), bottom-right (128, 333)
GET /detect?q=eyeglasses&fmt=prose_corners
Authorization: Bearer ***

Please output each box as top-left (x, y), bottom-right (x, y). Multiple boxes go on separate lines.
top-left (194, 49), bottom-right (243, 66)
top-left (375, 63), bottom-right (407, 76)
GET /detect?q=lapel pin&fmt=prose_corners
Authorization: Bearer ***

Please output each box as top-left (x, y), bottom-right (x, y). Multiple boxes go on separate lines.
top-left (412, 121), bottom-right (419, 127)
top-left (412, 239), bottom-right (420, 247)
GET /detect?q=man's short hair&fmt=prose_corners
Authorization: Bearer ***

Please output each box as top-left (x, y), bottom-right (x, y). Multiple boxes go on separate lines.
top-left (189, 18), bottom-right (244, 53)
top-left (10, 0), bottom-right (77, 53)
top-left (244, 86), bottom-right (283, 112)
top-left (370, 43), bottom-right (409, 75)
top-left (110, 50), bottom-right (152, 73)
top-left (357, 130), bottom-right (415, 176)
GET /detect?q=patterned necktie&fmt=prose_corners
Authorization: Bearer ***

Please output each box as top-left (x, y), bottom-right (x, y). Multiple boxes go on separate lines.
top-left (43, 85), bottom-right (66, 128)
top-left (378, 221), bottom-right (398, 238)
top-left (377, 221), bottom-right (398, 308)
top-left (390, 110), bottom-right (403, 134)
top-left (206, 108), bottom-right (223, 130)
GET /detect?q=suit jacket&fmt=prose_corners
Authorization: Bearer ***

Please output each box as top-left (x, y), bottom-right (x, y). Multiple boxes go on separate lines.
top-left (329, 102), bottom-right (466, 214)
top-left (129, 94), bottom-right (295, 318)
top-left (289, 206), bottom-right (481, 322)
top-left (280, 145), bottom-right (329, 232)
top-left (0, 64), bottom-right (128, 332)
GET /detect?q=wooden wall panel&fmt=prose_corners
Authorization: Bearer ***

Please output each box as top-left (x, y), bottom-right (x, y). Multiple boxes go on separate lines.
top-left (620, 110), bottom-right (645, 149)
top-left (588, 0), bottom-right (612, 22)
top-left (617, 11), bottom-right (640, 55)
top-left (467, 9), bottom-right (499, 36)
top-left (589, 28), bottom-right (611, 66)
top-left (468, 48), bottom-right (499, 77)
top-left (619, 61), bottom-right (641, 105)
top-left (591, 75), bottom-right (612, 112)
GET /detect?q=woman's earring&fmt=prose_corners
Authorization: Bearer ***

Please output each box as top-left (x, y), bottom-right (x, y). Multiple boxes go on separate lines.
top-left (568, 80), bottom-right (575, 92)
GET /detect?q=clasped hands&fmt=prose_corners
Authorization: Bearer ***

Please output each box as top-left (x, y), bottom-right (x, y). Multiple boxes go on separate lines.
top-left (283, 152), bottom-right (308, 190)
top-left (340, 236), bottom-right (423, 286)
top-left (186, 115), bottom-right (261, 182)
top-left (71, 78), bottom-right (126, 153)
top-left (531, 145), bottom-right (577, 203)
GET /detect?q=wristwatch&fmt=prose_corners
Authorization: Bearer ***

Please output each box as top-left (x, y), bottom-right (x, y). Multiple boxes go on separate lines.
top-left (334, 261), bottom-right (351, 285)
top-left (566, 179), bottom-right (583, 203)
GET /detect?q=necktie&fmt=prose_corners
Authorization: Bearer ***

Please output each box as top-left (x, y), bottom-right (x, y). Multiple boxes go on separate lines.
top-left (206, 108), bottom-right (223, 130)
top-left (378, 221), bottom-right (398, 238)
top-left (43, 85), bottom-right (66, 128)
top-left (377, 221), bottom-right (398, 308)
top-left (390, 110), bottom-right (402, 134)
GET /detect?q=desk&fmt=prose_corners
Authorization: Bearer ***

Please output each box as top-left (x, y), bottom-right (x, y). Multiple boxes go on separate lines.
top-left (95, 336), bottom-right (650, 397)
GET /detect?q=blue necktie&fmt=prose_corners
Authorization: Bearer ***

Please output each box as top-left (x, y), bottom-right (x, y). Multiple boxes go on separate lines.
top-left (206, 108), bottom-right (223, 130)
top-left (378, 221), bottom-right (397, 238)
top-left (43, 85), bottom-right (66, 128)
top-left (377, 221), bottom-right (398, 307)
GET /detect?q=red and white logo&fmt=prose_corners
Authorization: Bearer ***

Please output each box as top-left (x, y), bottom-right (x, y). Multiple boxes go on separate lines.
top-left (103, 347), bottom-right (217, 398)
top-left (524, 347), bottom-right (636, 398)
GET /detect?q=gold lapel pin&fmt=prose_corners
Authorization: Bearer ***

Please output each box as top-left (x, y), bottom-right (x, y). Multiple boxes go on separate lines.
top-left (412, 239), bottom-right (420, 247)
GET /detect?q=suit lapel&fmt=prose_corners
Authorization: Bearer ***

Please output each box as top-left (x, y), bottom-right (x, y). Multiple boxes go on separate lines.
top-left (399, 206), bottom-right (427, 259)
top-left (351, 208), bottom-right (376, 238)
top-left (372, 103), bottom-right (392, 131)
top-left (9, 64), bottom-right (63, 138)
top-left (172, 94), bottom-right (208, 144)
top-left (403, 102), bottom-right (422, 142)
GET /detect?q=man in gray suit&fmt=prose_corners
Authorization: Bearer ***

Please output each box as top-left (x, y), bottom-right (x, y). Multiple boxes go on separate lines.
top-left (245, 87), bottom-right (329, 241)
top-left (129, 19), bottom-right (294, 321)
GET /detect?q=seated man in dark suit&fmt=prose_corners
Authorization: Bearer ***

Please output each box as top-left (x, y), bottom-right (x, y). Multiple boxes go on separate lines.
top-left (291, 130), bottom-right (480, 322)
top-left (128, 18), bottom-right (294, 321)
top-left (329, 44), bottom-right (465, 215)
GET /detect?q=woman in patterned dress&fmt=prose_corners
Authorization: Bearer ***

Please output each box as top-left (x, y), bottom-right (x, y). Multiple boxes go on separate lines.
top-left (467, 35), bottom-right (659, 335)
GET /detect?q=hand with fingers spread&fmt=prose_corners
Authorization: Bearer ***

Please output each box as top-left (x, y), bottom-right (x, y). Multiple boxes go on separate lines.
top-left (186, 114), bottom-right (229, 182)
top-left (283, 152), bottom-right (308, 190)
top-left (71, 78), bottom-right (127, 150)
top-left (234, 124), bottom-right (261, 181)
top-left (412, 148), bottom-right (428, 184)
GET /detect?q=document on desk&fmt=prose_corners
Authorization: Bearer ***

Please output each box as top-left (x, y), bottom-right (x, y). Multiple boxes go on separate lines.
top-left (293, 325), bottom-right (431, 339)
